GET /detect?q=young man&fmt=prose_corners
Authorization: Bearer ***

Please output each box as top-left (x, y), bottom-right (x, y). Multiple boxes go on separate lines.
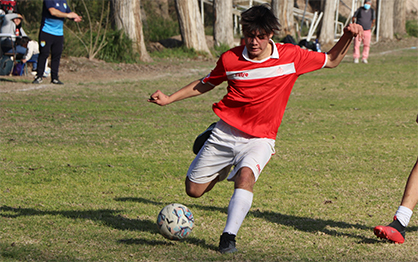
top-left (374, 114), bottom-right (418, 244)
top-left (352, 0), bottom-right (375, 64)
top-left (148, 5), bottom-right (363, 253)
top-left (32, 0), bottom-right (81, 85)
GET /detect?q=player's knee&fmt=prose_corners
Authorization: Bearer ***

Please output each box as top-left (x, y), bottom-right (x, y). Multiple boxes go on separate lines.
top-left (185, 187), bottom-right (204, 198)
top-left (185, 179), bottom-right (204, 198)
top-left (234, 167), bottom-right (255, 190)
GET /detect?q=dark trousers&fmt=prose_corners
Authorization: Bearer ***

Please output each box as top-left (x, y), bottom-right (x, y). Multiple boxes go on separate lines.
top-left (37, 31), bottom-right (64, 80)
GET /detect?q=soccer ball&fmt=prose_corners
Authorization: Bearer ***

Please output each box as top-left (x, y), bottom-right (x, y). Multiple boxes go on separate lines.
top-left (157, 203), bottom-right (194, 240)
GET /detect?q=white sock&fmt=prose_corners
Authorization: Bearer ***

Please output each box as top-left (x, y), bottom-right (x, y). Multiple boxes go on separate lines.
top-left (395, 205), bottom-right (413, 227)
top-left (223, 188), bottom-right (253, 236)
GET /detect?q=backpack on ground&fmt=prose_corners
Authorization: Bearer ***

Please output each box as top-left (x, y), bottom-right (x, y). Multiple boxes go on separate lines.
top-left (12, 61), bottom-right (23, 76)
top-left (282, 35), bottom-right (297, 45)
top-left (0, 55), bottom-right (13, 75)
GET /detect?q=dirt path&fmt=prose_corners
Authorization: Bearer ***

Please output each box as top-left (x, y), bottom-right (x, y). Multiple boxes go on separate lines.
top-left (1, 37), bottom-right (416, 93)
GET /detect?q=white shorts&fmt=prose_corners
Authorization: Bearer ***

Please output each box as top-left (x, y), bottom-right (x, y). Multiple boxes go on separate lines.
top-left (187, 120), bottom-right (275, 184)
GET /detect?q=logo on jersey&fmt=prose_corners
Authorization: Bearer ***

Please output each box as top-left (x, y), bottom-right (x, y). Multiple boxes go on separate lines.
top-left (40, 41), bottom-right (46, 47)
top-left (56, 3), bottom-right (59, 7)
top-left (227, 63), bottom-right (296, 80)
top-left (234, 72), bottom-right (249, 78)
top-left (202, 73), bottom-right (211, 83)
top-left (64, 3), bottom-right (67, 9)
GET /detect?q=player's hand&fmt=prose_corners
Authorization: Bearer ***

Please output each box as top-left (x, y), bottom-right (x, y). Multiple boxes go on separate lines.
top-left (148, 90), bottom-right (170, 106)
top-left (344, 23), bottom-right (364, 38)
top-left (68, 12), bottom-right (82, 22)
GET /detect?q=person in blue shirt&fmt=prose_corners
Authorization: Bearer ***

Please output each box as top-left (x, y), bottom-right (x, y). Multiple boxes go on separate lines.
top-left (32, 0), bottom-right (81, 84)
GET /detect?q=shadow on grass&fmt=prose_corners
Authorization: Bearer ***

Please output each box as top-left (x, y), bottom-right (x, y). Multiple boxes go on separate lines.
top-left (0, 205), bottom-right (218, 251)
top-left (0, 78), bottom-right (16, 82)
top-left (115, 197), bottom-right (418, 244)
top-left (0, 242), bottom-right (76, 261)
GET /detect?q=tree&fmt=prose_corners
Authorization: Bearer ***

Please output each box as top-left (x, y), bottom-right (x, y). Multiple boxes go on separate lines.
top-left (271, 0), bottom-right (295, 38)
top-left (213, 0), bottom-right (234, 48)
top-left (393, 0), bottom-right (406, 36)
top-left (111, 0), bottom-right (152, 62)
top-left (318, 0), bottom-right (335, 48)
top-left (379, 0), bottom-right (394, 40)
top-left (175, 0), bottom-right (211, 55)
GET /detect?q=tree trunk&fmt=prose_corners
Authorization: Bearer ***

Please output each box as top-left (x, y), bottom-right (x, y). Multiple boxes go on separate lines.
top-left (393, 0), bottom-right (406, 36)
top-left (112, 0), bottom-right (152, 62)
top-left (213, 0), bottom-right (234, 48)
top-left (379, 0), bottom-right (394, 40)
top-left (318, 0), bottom-right (335, 48)
top-left (271, 0), bottom-right (295, 39)
top-left (175, 0), bottom-right (211, 55)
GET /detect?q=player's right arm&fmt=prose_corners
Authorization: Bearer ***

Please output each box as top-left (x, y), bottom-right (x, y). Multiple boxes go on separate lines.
top-left (148, 79), bottom-right (215, 106)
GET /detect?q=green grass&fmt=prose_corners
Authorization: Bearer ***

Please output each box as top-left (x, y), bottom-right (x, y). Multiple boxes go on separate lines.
top-left (1, 47), bottom-right (418, 261)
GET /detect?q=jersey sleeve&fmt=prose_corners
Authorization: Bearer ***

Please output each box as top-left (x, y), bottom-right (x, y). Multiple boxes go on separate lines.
top-left (201, 53), bottom-right (228, 86)
top-left (293, 46), bottom-right (327, 75)
top-left (44, 0), bottom-right (57, 9)
top-left (44, 0), bottom-right (71, 13)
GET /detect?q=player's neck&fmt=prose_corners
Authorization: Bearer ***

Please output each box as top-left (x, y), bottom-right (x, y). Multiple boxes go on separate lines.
top-left (250, 42), bottom-right (273, 61)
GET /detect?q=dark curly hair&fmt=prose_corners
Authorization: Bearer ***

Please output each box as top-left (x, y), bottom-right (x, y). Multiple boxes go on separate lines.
top-left (240, 5), bottom-right (281, 36)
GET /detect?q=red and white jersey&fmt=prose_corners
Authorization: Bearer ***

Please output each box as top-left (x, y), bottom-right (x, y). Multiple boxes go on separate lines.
top-left (202, 41), bottom-right (327, 139)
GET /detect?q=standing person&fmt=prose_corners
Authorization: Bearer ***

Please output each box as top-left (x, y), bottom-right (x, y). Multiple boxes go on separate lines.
top-left (148, 5), bottom-right (363, 254)
top-left (352, 0), bottom-right (375, 64)
top-left (374, 114), bottom-right (418, 244)
top-left (32, 0), bottom-right (81, 85)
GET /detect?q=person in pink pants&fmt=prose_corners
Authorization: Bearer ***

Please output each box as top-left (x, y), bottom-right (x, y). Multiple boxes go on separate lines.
top-left (352, 0), bottom-right (375, 64)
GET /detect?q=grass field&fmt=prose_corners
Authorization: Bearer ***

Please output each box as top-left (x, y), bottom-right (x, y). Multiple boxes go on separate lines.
top-left (1, 43), bottom-right (417, 261)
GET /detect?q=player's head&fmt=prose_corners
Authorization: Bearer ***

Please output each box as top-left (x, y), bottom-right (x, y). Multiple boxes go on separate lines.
top-left (240, 5), bottom-right (281, 37)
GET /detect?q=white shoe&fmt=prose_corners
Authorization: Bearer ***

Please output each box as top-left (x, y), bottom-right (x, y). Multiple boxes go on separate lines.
top-left (354, 58), bottom-right (359, 64)
top-left (362, 59), bottom-right (368, 64)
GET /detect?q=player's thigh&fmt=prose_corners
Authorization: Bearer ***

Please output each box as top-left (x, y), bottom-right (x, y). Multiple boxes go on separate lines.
top-left (186, 142), bottom-right (233, 184)
top-left (232, 138), bottom-right (275, 182)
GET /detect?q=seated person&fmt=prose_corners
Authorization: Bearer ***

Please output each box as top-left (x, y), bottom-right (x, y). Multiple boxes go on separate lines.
top-left (0, 13), bottom-right (26, 54)
top-left (17, 36), bottom-right (39, 72)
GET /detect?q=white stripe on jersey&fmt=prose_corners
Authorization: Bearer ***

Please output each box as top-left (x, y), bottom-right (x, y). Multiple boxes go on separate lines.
top-left (226, 63), bottom-right (296, 81)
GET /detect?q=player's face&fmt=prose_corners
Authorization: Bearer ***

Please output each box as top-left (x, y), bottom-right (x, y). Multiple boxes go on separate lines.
top-left (243, 30), bottom-right (274, 60)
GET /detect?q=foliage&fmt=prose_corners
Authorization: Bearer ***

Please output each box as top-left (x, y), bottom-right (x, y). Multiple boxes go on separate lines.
top-left (406, 20), bottom-right (418, 37)
top-left (64, 0), bottom-right (110, 60)
top-left (97, 30), bottom-right (138, 63)
top-left (142, 0), bottom-right (179, 42)
top-left (211, 42), bottom-right (231, 57)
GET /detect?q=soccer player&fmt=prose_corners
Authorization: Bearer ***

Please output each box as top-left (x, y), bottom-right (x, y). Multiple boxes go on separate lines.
top-left (374, 114), bottom-right (418, 244)
top-left (148, 5), bottom-right (363, 253)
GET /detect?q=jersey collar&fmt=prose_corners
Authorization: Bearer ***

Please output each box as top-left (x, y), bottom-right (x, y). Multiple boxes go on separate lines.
top-left (242, 39), bottom-right (279, 63)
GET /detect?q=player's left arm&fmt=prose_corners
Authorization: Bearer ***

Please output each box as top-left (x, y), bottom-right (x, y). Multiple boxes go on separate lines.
top-left (324, 23), bottom-right (363, 68)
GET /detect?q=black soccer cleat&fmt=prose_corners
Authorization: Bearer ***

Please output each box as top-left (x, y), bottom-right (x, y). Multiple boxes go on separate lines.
top-left (32, 76), bottom-right (43, 84)
top-left (51, 79), bottom-right (64, 85)
top-left (218, 232), bottom-right (238, 254)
